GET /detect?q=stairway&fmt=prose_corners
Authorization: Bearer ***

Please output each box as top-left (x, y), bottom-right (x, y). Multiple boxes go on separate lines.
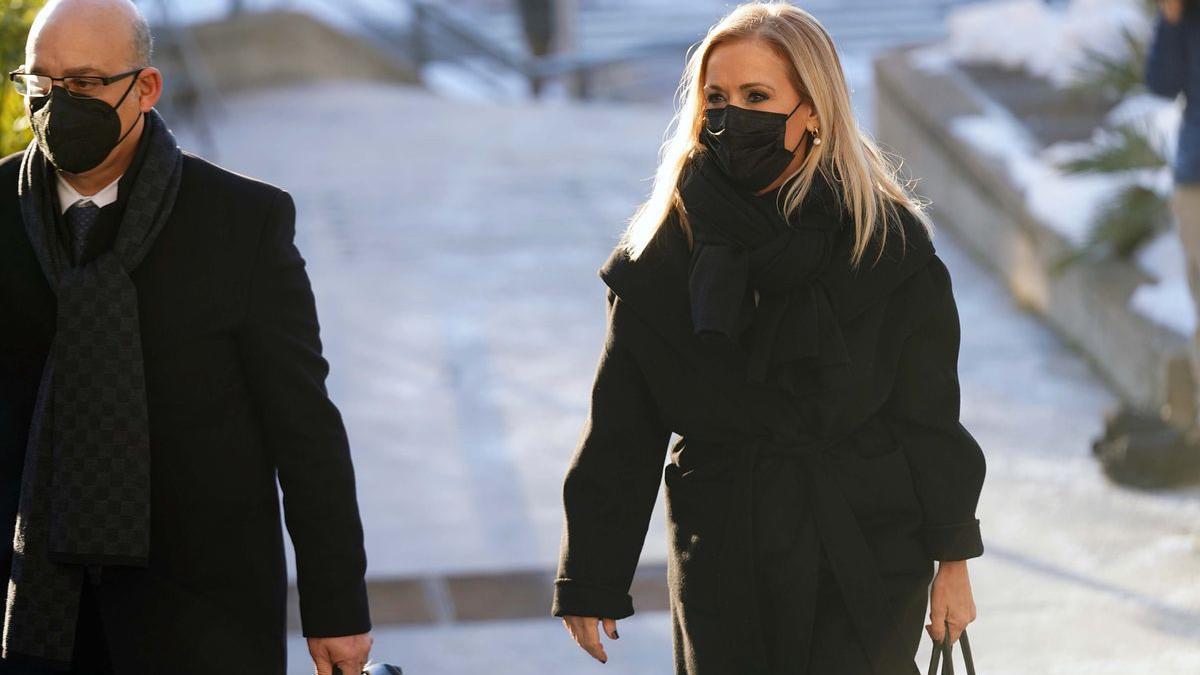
top-left (463, 0), bottom-right (986, 58)
top-left (158, 0), bottom-right (993, 102)
top-left (419, 0), bottom-right (990, 101)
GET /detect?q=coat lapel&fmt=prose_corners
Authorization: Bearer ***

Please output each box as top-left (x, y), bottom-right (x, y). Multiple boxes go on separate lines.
top-left (599, 216), bottom-right (751, 396)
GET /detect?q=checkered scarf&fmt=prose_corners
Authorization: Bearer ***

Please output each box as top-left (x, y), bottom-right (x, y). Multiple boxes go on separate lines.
top-left (3, 109), bottom-right (182, 667)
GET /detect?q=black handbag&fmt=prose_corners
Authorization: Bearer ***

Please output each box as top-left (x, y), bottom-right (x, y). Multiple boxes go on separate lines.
top-left (364, 666), bottom-right (403, 675)
top-left (333, 665), bottom-right (403, 675)
top-left (926, 620), bottom-right (976, 675)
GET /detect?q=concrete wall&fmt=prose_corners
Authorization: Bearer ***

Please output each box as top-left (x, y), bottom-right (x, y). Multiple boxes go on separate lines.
top-left (874, 45), bottom-right (1190, 415)
top-left (155, 11), bottom-right (418, 96)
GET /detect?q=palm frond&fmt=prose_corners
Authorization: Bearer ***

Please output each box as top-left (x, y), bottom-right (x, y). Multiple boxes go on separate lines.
top-left (1056, 124), bottom-right (1167, 175)
top-left (1066, 25), bottom-right (1149, 102)
top-left (1050, 184), bottom-right (1172, 274)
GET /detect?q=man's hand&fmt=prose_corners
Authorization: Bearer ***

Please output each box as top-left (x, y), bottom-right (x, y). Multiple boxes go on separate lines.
top-left (307, 633), bottom-right (373, 675)
top-left (1161, 0), bottom-right (1185, 24)
top-left (927, 560), bottom-right (977, 646)
top-left (562, 616), bottom-right (620, 664)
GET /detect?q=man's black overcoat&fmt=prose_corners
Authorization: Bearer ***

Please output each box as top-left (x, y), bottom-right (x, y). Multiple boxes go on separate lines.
top-left (0, 149), bottom-right (370, 673)
top-left (552, 191), bottom-right (986, 674)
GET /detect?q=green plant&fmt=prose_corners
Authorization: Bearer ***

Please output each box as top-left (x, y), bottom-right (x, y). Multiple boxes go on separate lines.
top-left (1052, 122), bottom-right (1172, 272)
top-left (1049, 182), bottom-right (1172, 274)
top-left (1066, 25), bottom-right (1148, 102)
top-left (0, 0), bottom-right (46, 158)
top-left (1050, 1), bottom-right (1174, 273)
top-left (1059, 124), bottom-right (1166, 174)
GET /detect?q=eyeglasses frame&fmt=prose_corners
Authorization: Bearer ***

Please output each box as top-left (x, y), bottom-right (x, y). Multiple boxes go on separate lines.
top-left (7, 67), bottom-right (146, 99)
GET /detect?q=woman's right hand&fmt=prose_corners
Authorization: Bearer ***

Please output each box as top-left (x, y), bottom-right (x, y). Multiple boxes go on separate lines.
top-left (562, 615), bottom-right (620, 664)
top-left (1161, 0), bottom-right (1184, 24)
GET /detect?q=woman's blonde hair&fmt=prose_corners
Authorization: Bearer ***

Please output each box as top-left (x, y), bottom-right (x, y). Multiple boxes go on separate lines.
top-left (621, 1), bottom-right (933, 268)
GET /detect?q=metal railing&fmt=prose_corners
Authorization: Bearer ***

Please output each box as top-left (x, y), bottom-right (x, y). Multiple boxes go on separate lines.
top-left (397, 0), bottom-right (997, 100)
top-left (137, 0), bottom-right (224, 156)
top-left (402, 0), bottom-right (695, 99)
top-left (140, 0), bottom-right (1002, 108)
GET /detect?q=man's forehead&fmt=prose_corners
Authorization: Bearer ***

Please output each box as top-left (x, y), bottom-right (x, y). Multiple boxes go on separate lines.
top-left (26, 48), bottom-right (126, 76)
top-left (26, 0), bottom-right (137, 69)
top-left (26, 17), bottom-right (133, 74)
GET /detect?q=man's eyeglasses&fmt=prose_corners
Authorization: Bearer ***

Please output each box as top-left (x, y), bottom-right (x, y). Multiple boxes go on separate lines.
top-left (7, 67), bottom-right (145, 99)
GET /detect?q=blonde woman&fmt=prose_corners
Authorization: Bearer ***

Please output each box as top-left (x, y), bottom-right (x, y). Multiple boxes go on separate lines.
top-left (551, 3), bottom-right (985, 673)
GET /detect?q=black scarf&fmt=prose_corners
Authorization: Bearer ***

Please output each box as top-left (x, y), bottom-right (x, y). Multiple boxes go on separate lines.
top-left (681, 154), bottom-right (852, 396)
top-left (4, 109), bottom-right (182, 667)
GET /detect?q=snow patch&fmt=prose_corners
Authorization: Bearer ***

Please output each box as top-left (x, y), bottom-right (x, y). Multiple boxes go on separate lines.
top-left (1134, 229), bottom-right (1196, 335)
top-left (907, 43), bottom-right (957, 73)
top-left (420, 61), bottom-right (533, 103)
top-left (1107, 93), bottom-right (1185, 170)
top-left (941, 0), bottom-right (1152, 87)
top-left (955, 106), bottom-right (1193, 336)
top-left (931, 1), bottom-right (1194, 338)
top-left (949, 114), bottom-right (1118, 246)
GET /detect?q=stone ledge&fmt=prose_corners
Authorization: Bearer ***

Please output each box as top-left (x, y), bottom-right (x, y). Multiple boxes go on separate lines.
top-left (154, 10), bottom-right (419, 96)
top-left (874, 43), bottom-right (1189, 415)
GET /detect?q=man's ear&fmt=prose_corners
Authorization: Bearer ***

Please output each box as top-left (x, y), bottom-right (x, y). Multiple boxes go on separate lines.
top-left (136, 66), bottom-right (163, 112)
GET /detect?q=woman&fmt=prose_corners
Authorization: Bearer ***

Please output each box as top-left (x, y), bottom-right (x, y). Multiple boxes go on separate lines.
top-left (552, 3), bottom-right (985, 674)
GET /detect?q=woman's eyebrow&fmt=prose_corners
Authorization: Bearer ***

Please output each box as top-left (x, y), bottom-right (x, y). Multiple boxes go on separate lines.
top-left (739, 82), bottom-right (776, 92)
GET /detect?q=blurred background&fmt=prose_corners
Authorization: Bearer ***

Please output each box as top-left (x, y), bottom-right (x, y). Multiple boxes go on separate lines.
top-left (3, 0), bottom-right (1199, 672)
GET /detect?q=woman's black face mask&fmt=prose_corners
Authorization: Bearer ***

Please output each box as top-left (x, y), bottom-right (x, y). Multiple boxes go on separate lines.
top-left (699, 98), bottom-right (806, 192)
top-left (29, 75), bottom-right (142, 175)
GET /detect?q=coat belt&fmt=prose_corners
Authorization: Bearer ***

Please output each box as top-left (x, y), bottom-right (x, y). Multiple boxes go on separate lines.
top-left (709, 431), bottom-right (914, 674)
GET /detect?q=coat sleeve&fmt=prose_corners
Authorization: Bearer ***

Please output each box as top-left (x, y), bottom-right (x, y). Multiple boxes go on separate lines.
top-left (1144, 13), bottom-right (1189, 99)
top-left (237, 189), bottom-right (371, 637)
top-left (552, 288), bottom-right (672, 619)
top-left (881, 256), bottom-right (986, 562)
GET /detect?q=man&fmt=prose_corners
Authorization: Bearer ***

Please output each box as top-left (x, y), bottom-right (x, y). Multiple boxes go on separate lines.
top-left (1146, 0), bottom-right (1200, 435)
top-left (0, 1), bottom-right (373, 673)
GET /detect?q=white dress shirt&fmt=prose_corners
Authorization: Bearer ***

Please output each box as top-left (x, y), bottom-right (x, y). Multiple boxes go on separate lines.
top-left (57, 173), bottom-right (122, 215)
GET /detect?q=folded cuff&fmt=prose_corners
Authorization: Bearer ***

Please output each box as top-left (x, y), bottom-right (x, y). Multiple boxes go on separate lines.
top-left (921, 518), bottom-right (984, 561)
top-left (551, 579), bottom-right (635, 620)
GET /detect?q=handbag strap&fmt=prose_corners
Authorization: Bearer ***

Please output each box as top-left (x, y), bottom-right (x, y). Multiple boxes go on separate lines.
top-left (960, 629), bottom-right (975, 674)
top-left (927, 620), bottom-right (976, 675)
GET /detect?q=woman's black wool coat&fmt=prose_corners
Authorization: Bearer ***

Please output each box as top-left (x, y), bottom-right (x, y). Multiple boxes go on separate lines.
top-left (551, 188), bottom-right (987, 675)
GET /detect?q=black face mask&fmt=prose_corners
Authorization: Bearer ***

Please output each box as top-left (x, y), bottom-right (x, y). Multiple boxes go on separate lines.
top-left (29, 76), bottom-right (142, 174)
top-left (699, 99), bottom-right (806, 192)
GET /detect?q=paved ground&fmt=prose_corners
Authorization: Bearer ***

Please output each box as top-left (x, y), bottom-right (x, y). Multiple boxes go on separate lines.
top-left (184, 85), bottom-right (677, 577)
top-left (174, 78), bottom-right (1200, 674)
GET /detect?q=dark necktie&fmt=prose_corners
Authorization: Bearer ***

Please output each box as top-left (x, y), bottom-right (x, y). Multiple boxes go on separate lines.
top-left (65, 200), bottom-right (102, 267)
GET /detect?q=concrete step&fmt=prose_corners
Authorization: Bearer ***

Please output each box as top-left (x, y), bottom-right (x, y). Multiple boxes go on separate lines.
top-left (434, 0), bottom-right (975, 65)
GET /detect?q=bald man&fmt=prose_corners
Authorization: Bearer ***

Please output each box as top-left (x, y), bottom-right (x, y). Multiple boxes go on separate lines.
top-left (0, 2), bottom-right (373, 674)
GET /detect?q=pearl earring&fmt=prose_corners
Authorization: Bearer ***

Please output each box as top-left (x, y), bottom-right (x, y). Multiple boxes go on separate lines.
top-left (811, 128), bottom-right (822, 146)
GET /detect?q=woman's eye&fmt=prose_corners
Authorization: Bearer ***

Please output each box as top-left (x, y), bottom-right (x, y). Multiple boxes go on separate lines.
top-left (706, 93), bottom-right (725, 105)
top-left (747, 91), bottom-right (769, 103)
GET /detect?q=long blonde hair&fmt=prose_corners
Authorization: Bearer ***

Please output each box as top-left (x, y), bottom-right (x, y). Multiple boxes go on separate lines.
top-left (621, 1), bottom-right (933, 268)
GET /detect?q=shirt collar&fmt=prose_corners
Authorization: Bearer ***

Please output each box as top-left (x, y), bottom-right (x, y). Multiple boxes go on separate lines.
top-left (56, 172), bottom-right (123, 215)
